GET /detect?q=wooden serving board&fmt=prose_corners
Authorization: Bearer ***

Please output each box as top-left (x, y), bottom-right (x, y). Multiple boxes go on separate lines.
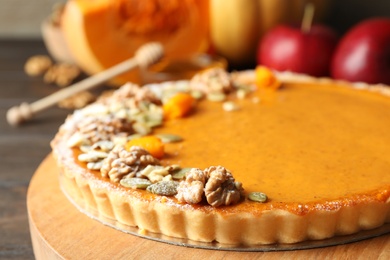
top-left (27, 154), bottom-right (390, 259)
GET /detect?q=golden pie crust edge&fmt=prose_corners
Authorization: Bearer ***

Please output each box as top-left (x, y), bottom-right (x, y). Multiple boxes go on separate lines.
top-left (51, 71), bottom-right (390, 245)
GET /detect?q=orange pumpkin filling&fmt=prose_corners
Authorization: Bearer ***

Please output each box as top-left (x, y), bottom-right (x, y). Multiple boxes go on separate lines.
top-left (154, 82), bottom-right (390, 214)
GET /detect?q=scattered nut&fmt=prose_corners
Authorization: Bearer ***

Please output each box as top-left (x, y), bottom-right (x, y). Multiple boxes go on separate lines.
top-left (24, 55), bottom-right (52, 76)
top-left (58, 91), bottom-right (96, 110)
top-left (190, 68), bottom-right (234, 95)
top-left (44, 63), bottom-right (80, 87)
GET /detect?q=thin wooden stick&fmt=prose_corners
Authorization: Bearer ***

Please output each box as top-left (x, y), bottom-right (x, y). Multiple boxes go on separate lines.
top-left (7, 42), bottom-right (164, 126)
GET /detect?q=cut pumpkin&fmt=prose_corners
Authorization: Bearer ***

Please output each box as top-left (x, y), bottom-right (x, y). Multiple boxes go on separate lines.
top-left (61, 0), bottom-right (210, 85)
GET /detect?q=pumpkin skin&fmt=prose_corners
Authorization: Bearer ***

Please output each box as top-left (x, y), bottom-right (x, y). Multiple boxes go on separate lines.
top-left (210, 0), bottom-right (330, 68)
top-left (61, 0), bottom-right (209, 85)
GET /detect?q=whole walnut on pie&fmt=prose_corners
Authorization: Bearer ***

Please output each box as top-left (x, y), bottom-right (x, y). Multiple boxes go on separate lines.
top-left (176, 166), bottom-right (244, 207)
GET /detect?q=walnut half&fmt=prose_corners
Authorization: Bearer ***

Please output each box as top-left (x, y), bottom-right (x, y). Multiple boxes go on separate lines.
top-left (189, 68), bottom-right (234, 95)
top-left (101, 145), bottom-right (160, 182)
top-left (204, 166), bottom-right (243, 207)
top-left (176, 168), bottom-right (207, 204)
top-left (176, 166), bottom-right (244, 207)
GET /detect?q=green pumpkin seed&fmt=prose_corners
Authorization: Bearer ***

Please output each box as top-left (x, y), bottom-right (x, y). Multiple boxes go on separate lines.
top-left (190, 90), bottom-right (204, 100)
top-left (120, 177), bottom-right (152, 189)
top-left (146, 181), bottom-right (179, 196)
top-left (146, 118), bottom-right (163, 128)
top-left (171, 167), bottom-right (191, 180)
top-left (133, 122), bottom-right (152, 135)
top-left (236, 89), bottom-right (249, 99)
top-left (207, 92), bottom-right (226, 102)
top-left (155, 133), bottom-right (183, 143)
top-left (248, 192), bottom-right (267, 203)
top-left (222, 101), bottom-right (240, 112)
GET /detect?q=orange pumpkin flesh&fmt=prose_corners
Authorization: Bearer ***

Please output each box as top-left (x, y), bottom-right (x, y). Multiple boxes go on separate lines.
top-left (62, 0), bottom-right (210, 85)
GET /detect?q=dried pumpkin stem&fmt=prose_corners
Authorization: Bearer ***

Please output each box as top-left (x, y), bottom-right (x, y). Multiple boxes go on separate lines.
top-left (6, 42), bottom-right (164, 126)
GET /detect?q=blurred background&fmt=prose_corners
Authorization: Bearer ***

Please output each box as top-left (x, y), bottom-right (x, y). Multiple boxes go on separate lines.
top-left (0, 0), bottom-right (389, 38)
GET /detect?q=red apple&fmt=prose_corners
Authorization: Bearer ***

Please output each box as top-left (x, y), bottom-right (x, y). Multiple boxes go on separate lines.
top-left (331, 18), bottom-right (390, 85)
top-left (257, 24), bottom-right (338, 77)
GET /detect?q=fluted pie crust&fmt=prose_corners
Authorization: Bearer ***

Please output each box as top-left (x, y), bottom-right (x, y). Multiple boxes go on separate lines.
top-left (51, 71), bottom-right (390, 245)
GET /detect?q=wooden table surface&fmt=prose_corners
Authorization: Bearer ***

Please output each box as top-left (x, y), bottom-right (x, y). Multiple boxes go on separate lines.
top-left (0, 39), bottom-right (76, 260)
top-left (1, 40), bottom-right (389, 260)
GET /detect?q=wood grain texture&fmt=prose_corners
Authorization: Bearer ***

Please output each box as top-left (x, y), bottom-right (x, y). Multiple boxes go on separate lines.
top-left (0, 39), bottom-right (75, 259)
top-left (27, 154), bottom-right (390, 260)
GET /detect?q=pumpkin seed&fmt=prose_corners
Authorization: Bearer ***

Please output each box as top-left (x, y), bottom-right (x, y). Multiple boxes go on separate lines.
top-left (171, 167), bottom-right (192, 180)
top-left (67, 132), bottom-right (88, 148)
top-left (120, 177), bottom-right (152, 189)
top-left (115, 108), bottom-right (129, 119)
top-left (222, 101), bottom-right (239, 112)
top-left (164, 164), bottom-right (181, 173)
top-left (155, 134), bottom-right (183, 143)
top-left (112, 136), bottom-right (128, 146)
top-left (146, 118), bottom-right (163, 128)
top-left (87, 161), bottom-right (103, 170)
top-left (248, 192), bottom-right (267, 203)
top-left (146, 181), bottom-right (179, 196)
top-left (190, 90), bottom-right (204, 100)
top-left (92, 140), bottom-right (114, 152)
top-left (140, 165), bottom-right (169, 183)
top-left (207, 92), bottom-right (226, 102)
top-left (79, 145), bottom-right (93, 153)
top-left (78, 151), bottom-right (108, 162)
top-left (133, 122), bottom-right (152, 135)
top-left (127, 133), bottom-right (144, 141)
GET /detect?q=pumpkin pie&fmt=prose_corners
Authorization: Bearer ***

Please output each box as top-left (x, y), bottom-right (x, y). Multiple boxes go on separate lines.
top-left (51, 68), bottom-right (390, 245)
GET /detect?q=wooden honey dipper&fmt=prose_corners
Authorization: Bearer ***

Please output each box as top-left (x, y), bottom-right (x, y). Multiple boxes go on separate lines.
top-left (7, 42), bottom-right (164, 126)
